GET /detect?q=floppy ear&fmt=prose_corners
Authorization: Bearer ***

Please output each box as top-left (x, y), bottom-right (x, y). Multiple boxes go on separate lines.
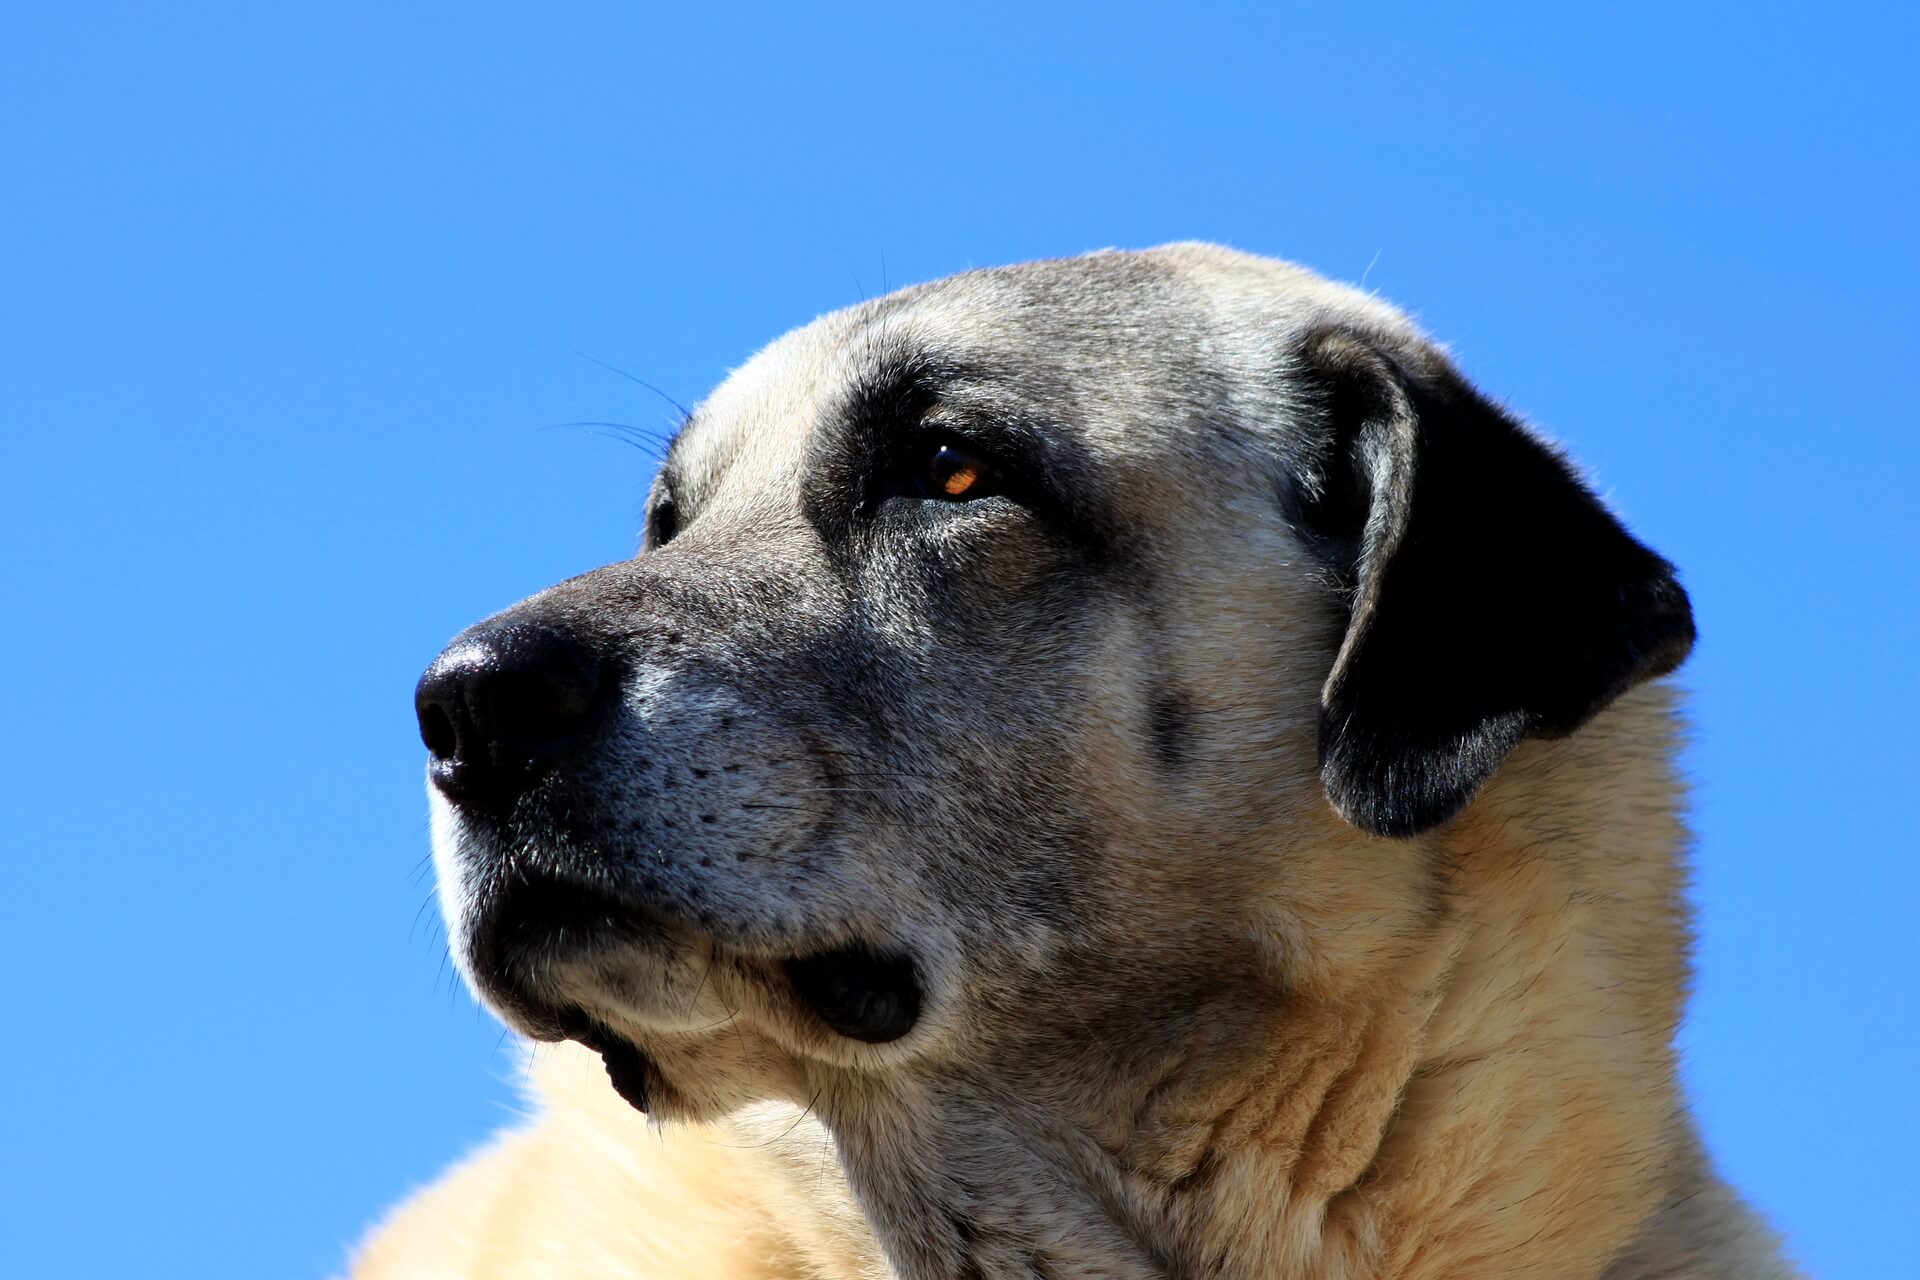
top-left (1293, 326), bottom-right (1695, 838)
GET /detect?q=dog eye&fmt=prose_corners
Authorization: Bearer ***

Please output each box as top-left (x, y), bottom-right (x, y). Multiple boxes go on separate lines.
top-left (648, 494), bottom-right (680, 547)
top-left (914, 442), bottom-right (996, 502)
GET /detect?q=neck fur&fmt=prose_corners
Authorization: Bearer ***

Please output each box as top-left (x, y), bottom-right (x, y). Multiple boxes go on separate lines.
top-left (765, 690), bottom-right (1694, 1280)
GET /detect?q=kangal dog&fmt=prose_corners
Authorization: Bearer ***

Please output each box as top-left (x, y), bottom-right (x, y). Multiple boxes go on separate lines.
top-left (358, 245), bottom-right (1794, 1279)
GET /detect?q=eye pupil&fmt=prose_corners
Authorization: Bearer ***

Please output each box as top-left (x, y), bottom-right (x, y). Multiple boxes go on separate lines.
top-left (926, 444), bottom-right (988, 500)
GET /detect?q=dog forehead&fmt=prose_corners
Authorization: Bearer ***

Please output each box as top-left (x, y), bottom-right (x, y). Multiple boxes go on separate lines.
top-left (670, 244), bottom-right (1419, 494)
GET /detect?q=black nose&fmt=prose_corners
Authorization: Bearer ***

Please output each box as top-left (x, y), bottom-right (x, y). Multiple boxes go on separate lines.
top-left (414, 623), bottom-right (603, 811)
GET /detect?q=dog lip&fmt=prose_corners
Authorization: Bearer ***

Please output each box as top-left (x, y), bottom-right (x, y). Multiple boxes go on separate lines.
top-left (467, 873), bottom-right (674, 996)
top-left (572, 1024), bottom-right (655, 1113)
top-left (785, 944), bottom-right (922, 1044)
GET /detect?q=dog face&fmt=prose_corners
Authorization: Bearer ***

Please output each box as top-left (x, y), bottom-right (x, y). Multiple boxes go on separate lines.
top-left (417, 244), bottom-right (1693, 1274)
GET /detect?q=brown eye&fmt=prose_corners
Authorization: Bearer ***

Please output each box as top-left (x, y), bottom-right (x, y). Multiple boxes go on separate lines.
top-left (917, 443), bottom-right (994, 501)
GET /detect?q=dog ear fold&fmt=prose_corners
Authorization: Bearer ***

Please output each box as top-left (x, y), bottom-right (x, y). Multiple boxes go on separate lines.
top-left (1293, 326), bottom-right (1695, 838)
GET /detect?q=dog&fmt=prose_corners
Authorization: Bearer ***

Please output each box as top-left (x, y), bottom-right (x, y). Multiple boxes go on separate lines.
top-left (356, 244), bottom-right (1796, 1279)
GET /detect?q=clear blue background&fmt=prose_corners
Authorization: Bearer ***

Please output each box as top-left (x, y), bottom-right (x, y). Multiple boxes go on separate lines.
top-left (2, 4), bottom-right (1913, 1277)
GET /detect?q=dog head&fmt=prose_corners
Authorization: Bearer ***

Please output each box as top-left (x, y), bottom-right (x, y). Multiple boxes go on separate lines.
top-left (417, 244), bottom-right (1693, 1275)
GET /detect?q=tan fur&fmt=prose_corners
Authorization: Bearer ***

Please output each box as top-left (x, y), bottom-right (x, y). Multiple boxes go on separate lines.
top-left (357, 246), bottom-right (1794, 1279)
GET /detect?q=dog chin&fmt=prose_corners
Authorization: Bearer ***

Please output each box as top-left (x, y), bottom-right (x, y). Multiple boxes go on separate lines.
top-left (430, 790), bottom-right (928, 1114)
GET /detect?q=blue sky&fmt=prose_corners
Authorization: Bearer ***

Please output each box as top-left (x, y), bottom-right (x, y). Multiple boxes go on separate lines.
top-left (2, 3), bottom-right (1914, 1276)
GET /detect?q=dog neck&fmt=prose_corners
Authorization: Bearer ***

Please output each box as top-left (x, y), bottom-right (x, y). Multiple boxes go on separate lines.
top-left (770, 695), bottom-right (1695, 1280)
top-left (1134, 805), bottom-right (1686, 1280)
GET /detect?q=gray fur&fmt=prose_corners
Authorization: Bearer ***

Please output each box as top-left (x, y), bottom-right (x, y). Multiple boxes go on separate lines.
top-left (415, 245), bottom-right (1792, 1280)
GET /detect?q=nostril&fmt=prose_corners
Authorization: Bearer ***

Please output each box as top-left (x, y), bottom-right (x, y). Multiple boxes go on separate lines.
top-left (418, 702), bottom-right (458, 761)
top-left (413, 622), bottom-right (605, 809)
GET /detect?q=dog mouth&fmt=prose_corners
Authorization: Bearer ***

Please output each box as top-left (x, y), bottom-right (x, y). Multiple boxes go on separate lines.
top-left (470, 874), bottom-right (925, 1111)
top-left (559, 947), bottom-right (920, 1115)
top-left (571, 1022), bottom-right (659, 1112)
top-left (783, 945), bottom-right (922, 1044)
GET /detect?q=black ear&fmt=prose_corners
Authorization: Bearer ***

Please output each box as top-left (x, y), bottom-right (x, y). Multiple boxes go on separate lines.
top-left (1293, 326), bottom-right (1695, 838)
